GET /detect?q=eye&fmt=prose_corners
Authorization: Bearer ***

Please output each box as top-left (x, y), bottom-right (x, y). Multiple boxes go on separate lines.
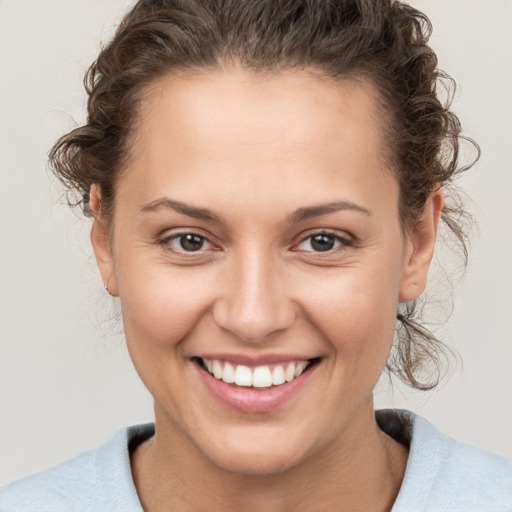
top-left (160, 232), bottom-right (213, 253)
top-left (295, 231), bottom-right (351, 253)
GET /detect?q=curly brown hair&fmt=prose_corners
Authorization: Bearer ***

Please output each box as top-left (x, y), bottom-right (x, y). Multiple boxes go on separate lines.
top-left (49, 0), bottom-right (478, 390)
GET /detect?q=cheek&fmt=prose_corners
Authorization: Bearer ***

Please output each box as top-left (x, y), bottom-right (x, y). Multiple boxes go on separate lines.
top-left (117, 257), bottom-right (216, 350)
top-left (300, 263), bottom-right (401, 361)
top-left (303, 277), bottom-right (399, 406)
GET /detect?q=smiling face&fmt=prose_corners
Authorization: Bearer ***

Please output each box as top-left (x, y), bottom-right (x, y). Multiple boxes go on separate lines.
top-left (91, 67), bottom-right (440, 475)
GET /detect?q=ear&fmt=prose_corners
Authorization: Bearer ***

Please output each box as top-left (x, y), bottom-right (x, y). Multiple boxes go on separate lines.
top-left (89, 185), bottom-right (119, 296)
top-left (399, 189), bottom-right (444, 302)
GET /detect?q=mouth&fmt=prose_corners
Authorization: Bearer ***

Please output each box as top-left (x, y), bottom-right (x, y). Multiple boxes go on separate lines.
top-left (192, 355), bottom-right (321, 412)
top-left (193, 356), bottom-right (320, 389)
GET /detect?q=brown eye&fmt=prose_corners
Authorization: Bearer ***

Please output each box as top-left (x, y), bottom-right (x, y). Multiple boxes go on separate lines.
top-left (295, 231), bottom-right (351, 253)
top-left (161, 233), bottom-right (213, 253)
top-left (179, 234), bottom-right (205, 251)
top-left (310, 234), bottom-right (336, 252)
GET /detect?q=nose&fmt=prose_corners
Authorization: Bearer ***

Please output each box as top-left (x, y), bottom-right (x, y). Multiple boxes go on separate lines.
top-left (212, 250), bottom-right (296, 343)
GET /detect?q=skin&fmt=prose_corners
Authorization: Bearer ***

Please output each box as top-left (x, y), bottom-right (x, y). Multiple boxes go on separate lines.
top-left (90, 66), bottom-right (443, 512)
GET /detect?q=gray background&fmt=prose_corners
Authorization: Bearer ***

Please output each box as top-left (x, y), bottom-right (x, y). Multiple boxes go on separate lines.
top-left (1, 0), bottom-right (511, 484)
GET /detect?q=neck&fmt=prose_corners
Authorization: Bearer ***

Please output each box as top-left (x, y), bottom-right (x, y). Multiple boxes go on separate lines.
top-left (131, 400), bottom-right (408, 512)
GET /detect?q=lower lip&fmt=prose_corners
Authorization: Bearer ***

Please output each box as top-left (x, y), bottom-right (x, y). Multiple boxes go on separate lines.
top-left (194, 361), bottom-right (317, 413)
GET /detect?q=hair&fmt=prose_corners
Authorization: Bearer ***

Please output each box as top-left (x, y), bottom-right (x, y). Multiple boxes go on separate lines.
top-left (49, 0), bottom-right (479, 390)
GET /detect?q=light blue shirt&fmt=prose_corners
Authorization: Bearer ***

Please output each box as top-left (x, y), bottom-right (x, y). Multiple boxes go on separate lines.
top-left (1, 410), bottom-right (511, 511)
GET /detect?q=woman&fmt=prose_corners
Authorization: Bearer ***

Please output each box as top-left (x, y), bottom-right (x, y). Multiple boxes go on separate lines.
top-left (1, 0), bottom-right (511, 510)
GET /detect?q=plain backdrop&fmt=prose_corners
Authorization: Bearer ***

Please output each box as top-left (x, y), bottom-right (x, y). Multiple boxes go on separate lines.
top-left (0, 0), bottom-right (511, 485)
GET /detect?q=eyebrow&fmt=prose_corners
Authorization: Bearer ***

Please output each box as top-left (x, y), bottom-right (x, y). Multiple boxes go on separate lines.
top-left (287, 200), bottom-right (372, 223)
top-left (141, 198), bottom-right (224, 222)
top-left (140, 197), bottom-right (372, 224)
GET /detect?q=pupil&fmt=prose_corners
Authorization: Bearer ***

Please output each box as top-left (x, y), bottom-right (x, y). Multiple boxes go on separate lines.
top-left (180, 234), bottom-right (204, 251)
top-left (311, 234), bottom-right (334, 251)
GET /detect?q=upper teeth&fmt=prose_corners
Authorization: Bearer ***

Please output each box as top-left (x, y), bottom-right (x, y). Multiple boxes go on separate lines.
top-left (202, 359), bottom-right (310, 388)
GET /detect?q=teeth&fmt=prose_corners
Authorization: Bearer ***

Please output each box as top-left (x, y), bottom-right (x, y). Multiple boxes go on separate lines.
top-left (212, 360), bottom-right (223, 379)
top-left (201, 358), bottom-right (312, 388)
top-left (222, 362), bottom-right (235, 384)
top-left (272, 365), bottom-right (285, 385)
top-left (285, 362), bottom-right (296, 382)
top-left (295, 361), bottom-right (308, 377)
top-left (253, 366), bottom-right (273, 388)
top-left (234, 365), bottom-right (252, 387)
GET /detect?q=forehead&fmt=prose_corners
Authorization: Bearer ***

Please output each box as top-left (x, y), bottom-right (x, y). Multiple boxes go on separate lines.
top-left (119, 66), bottom-right (398, 216)
top-left (135, 66), bottom-right (387, 156)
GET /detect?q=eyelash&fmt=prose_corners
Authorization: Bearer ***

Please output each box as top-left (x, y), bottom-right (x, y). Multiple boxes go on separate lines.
top-left (293, 230), bottom-right (353, 253)
top-left (157, 230), bottom-right (353, 255)
top-left (158, 232), bottom-right (216, 254)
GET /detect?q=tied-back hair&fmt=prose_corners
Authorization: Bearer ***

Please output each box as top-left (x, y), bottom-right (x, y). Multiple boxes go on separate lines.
top-left (49, 0), bottom-right (479, 390)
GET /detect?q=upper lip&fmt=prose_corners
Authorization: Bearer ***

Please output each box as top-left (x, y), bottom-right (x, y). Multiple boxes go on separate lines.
top-left (194, 353), bottom-right (318, 366)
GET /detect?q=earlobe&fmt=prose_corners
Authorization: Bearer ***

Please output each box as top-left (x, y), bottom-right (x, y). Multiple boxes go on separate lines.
top-left (399, 189), bottom-right (444, 302)
top-left (89, 185), bottom-right (119, 296)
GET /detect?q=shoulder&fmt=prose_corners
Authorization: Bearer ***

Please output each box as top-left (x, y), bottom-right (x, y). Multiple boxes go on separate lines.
top-left (0, 423), bottom-right (154, 512)
top-left (378, 409), bottom-right (512, 512)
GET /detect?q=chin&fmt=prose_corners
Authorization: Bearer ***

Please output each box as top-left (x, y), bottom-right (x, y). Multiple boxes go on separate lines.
top-left (198, 428), bottom-right (311, 477)
top-left (208, 447), bottom-right (304, 477)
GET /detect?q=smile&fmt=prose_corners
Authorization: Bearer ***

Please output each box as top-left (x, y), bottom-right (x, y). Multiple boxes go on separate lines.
top-left (193, 356), bottom-right (321, 413)
top-left (200, 358), bottom-right (312, 388)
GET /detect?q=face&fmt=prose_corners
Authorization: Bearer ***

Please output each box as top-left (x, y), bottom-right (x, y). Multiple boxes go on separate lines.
top-left (92, 67), bottom-right (440, 475)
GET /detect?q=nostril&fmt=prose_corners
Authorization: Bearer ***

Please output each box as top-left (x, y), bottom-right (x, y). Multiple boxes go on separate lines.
top-left (212, 299), bottom-right (296, 344)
